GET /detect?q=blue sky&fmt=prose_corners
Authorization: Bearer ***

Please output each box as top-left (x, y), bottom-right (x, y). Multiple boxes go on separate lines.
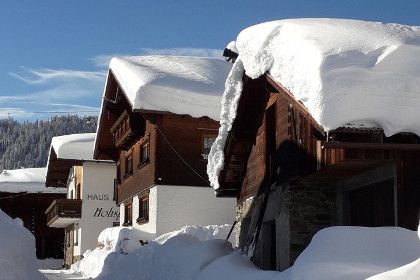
top-left (1, 0), bottom-right (420, 122)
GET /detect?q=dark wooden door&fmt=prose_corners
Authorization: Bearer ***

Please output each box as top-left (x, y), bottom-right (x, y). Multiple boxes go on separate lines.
top-left (348, 179), bottom-right (395, 227)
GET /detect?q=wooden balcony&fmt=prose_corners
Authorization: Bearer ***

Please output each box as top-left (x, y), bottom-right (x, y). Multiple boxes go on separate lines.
top-left (110, 110), bottom-right (144, 150)
top-left (45, 199), bottom-right (82, 228)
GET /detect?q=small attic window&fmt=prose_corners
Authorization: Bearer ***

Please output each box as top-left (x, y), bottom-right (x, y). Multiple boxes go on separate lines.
top-left (202, 137), bottom-right (216, 160)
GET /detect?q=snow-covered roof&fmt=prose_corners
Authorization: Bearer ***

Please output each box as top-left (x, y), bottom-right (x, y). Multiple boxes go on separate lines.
top-left (208, 18), bottom-right (420, 190)
top-left (109, 55), bottom-right (232, 121)
top-left (232, 18), bottom-right (420, 135)
top-left (51, 133), bottom-right (96, 161)
top-left (0, 168), bottom-right (66, 194)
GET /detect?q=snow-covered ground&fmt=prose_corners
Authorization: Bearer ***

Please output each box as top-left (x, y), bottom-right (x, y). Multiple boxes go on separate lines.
top-left (0, 207), bottom-right (418, 279)
top-left (63, 224), bottom-right (420, 280)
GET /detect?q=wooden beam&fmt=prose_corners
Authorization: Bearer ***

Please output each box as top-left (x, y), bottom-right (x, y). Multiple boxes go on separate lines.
top-left (322, 141), bottom-right (420, 151)
top-left (266, 74), bottom-right (325, 135)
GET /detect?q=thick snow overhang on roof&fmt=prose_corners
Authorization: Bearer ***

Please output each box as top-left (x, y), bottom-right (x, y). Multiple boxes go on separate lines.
top-left (94, 55), bottom-right (232, 160)
top-left (207, 18), bottom-right (420, 190)
top-left (46, 133), bottom-right (112, 188)
top-left (236, 18), bottom-right (420, 135)
top-left (0, 168), bottom-right (66, 194)
top-left (51, 133), bottom-right (96, 161)
top-left (109, 56), bottom-right (232, 121)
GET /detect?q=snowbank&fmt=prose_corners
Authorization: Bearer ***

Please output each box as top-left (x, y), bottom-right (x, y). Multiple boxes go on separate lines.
top-left (198, 226), bottom-right (420, 280)
top-left (109, 55), bottom-right (232, 121)
top-left (367, 229), bottom-right (420, 280)
top-left (0, 210), bottom-right (46, 280)
top-left (37, 258), bottom-right (64, 270)
top-left (288, 226), bottom-right (420, 280)
top-left (70, 224), bottom-right (233, 279)
top-left (70, 225), bottom-right (420, 280)
top-left (155, 224), bottom-right (234, 244)
top-left (70, 226), bottom-right (154, 278)
top-left (208, 18), bottom-right (420, 190)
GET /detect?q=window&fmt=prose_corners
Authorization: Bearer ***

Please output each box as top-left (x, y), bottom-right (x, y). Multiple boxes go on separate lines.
top-left (123, 201), bottom-right (133, 226)
top-left (202, 137), bottom-right (216, 159)
top-left (74, 223), bottom-right (79, 246)
top-left (138, 142), bottom-right (150, 169)
top-left (137, 192), bottom-right (149, 224)
top-left (76, 183), bottom-right (81, 199)
top-left (116, 162), bottom-right (121, 184)
top-left (124, 153), bottom-right (133, 179)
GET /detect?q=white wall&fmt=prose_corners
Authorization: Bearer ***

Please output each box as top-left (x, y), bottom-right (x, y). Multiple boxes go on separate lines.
top-left (66, 167), bottom-right (82, 255)
top-left (155, 185), bottom-right (236, 236)
top-left (131, 187), bottom-right (157, 234)
top-left (123, 185), bottom-right (236, 238)
top-left (67, 167), bottom-right (76, 199)
top-left (75, 161), bottom-right (118, 256)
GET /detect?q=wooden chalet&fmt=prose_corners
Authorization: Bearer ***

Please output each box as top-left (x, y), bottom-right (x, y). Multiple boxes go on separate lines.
top-left (0, 168), bottom-right (65, 260)
top-left (215, 73), bottom-right (420, 271)
top-left (44, 134), bottom-right (117, 267)
top-left (94, 70), bottom-right (220, 203)
top-left (93, 56), bottom-right (236, 235)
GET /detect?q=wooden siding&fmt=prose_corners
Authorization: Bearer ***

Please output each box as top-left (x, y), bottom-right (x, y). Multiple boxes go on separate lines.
top-left (116, 112), bottom-right (218, 204)
top-left (323, 144), bottom-right (420, 230)
top-left (156, 114), bottom-right (219, 187)
top-left (116, 115), bottom-right (157, 204)
top-left (94, 70), bottom-right (132, 161)
top-left (226, 73), bottom-right (419, 230)
top-left (238, 90), bottom-right (323, 202)
top-left (0, 192), bottom-right (65, 259)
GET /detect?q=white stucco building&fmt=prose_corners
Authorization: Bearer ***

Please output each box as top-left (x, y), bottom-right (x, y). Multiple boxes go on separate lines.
top-left (45, 133), bottom-right (118, 267)
top-left (94, 56), bottom-right (237, 239)
top-left (120, 185), bottom-right (236, 237)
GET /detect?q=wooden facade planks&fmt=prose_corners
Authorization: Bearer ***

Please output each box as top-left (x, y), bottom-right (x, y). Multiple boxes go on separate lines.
top-left (96, 70), bottom-right (221, 204)
top-left (115, 112), bottom-right (219, 204)
top-left (220, 72), bottom-right (420, 229)
top-left (0, 192), bottom-right (65, 259)
top-left (116, 116), bottom-right (157, 204)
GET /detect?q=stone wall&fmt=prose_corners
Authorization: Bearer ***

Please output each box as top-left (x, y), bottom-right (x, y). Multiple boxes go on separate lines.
top-left (236, 182), bottom-right (336, 271)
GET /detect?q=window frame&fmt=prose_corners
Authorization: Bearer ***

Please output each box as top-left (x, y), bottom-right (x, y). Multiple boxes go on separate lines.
top-left (123, 152), bottom-right (133, 179)
top-left (74, 223), bottom-right (79, 246)
top-left (137, 191), bottom-right (149, 224)
top-left (201, 134), bottom-right (216, 160)
top-left (138, 134), bottom-right (151, 170)
top-left (123, 200), bottom-right (133, 226)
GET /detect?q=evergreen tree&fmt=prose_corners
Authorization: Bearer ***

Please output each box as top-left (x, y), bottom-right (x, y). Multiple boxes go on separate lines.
top-left (0, 115), bottom-right (98, 172)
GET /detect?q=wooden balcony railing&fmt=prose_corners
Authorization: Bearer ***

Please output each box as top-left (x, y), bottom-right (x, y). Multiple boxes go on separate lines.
top-left (111, 110), bottom-right (135, 149)
top-left (110, 110), bottom-right (145, 149)
top-left (45, 199), bottom-right (82, 227)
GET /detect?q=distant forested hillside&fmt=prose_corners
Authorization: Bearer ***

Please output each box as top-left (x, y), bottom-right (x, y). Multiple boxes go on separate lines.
top-left (0, 115), bottom-right (97, 172)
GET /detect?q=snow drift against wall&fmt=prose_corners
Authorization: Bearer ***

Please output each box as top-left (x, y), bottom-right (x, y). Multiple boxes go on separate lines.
top-left (0, 210), bottom-right (46, 280)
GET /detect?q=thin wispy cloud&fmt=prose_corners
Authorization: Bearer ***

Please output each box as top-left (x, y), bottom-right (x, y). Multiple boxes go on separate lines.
top-left (9, 67), bottom-right (106, 84)
top-left (90, 54), bottom-right (127, 68)
top-left (0, 84), bottom-right (103, 103)
top-left (5, 47), bottom-right (225, 121)
top-left (5, 67), bottom-right (105, 121)
top-left (0, 108), bottom-right (33, 120)
top-left (139, 47), bottom-right (224, 59)
top-left (89, 47), bottom-right (225, 69)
